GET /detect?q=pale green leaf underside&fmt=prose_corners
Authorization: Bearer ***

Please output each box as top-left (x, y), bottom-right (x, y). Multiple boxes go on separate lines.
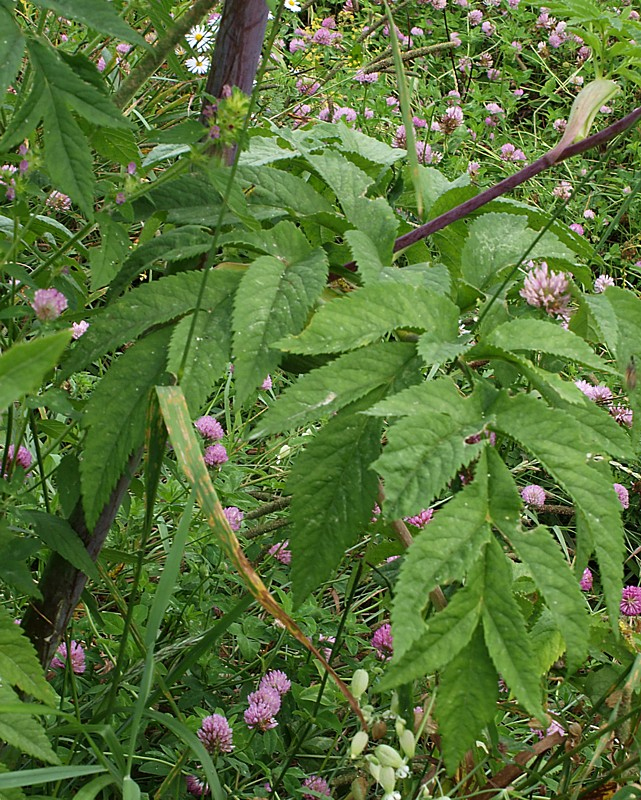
top-left (254, 341), bottom-right (420, 436)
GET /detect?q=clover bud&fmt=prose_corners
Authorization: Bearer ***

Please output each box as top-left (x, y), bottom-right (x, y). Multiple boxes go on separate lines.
top-left (375, 744), bottom-right (404, 769)
top-left (399, 728), bottom-right (416, 758)
top-left (351, 669), bottom-right (369, 699)
top-left (350, 731), bottom-right (369, 759)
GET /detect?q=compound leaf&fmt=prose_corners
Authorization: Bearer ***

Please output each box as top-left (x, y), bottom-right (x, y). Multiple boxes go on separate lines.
top-left (0, 685), bottom-right (59, 765)
top-left (30, 0), bottom-right (146, 45)
top-left (0, 331), bottom-right (71, 408)
top-left (0, 2), bottom-right (24, 99)
top-left (0, 608), bottom-right (55, 704)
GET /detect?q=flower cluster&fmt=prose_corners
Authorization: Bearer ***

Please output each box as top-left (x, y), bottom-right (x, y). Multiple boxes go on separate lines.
top-left (268, 540), bottom-right (292, 564)
top-left (404, 508), bottom-right (433, 528)
top-left (521, 484), bottom-right (546, 508)
top-left (575, 379), bottom-right (633, 427)
top-left (302, 775), bottom-right (331, 800)
top-left (520, 261), bottom-right (571, 319)
top-left (197, 713), bottom-right (234, 754)
top-left (621, 586), bottom-right (641, 616)
top-left (51, 640), bottom-right (86, 674)
top-left (244, 669), bottom-right (291, 731)
top-left (31, 288), bottom-right (68, 322)
top-left (371, 623), bottom-right (393, 660)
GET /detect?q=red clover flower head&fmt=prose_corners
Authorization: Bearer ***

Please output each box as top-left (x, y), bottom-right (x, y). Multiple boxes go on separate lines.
top-left (223, 506), bottom-right (244, 532)
top-left (614, 483), bottom-right (629, 510)
top-left (72, 320), bottom-right (89, 339)
top-left (268, 540), bottom-right (292, 564)
top-left (405, 508), bottom-right (433, 528)
top-left (610, 405), bottom-right (633, 427)
top-left (51, 641), bottom-right (86, 674)
top-left (521, 484), bottom-right (546, 508)
top-left (204, 443), bottom-right (228, 467)
top-left (197, 713), bottom-right (234, 754)
top-left (520, 262), bottom-right (571, 318)
top-left (371, 623), bottom-right (393, 660)
top-left (594, 274), bottom-right (615, 293)
top-left (195, 416), bottom-right (224, 440)
top-left (7, 445), bottom-right (32, 470)
top-left (186, 776), bottom-right (211, 797)
top-left (261, 374), bottom-right (273, 391)
top-left (259, 669), bottom-right (291, 696)
top-left (579, 567), bottom-right (593, 591)
top-left (45, 190), bottom-right (72, 211)
top-left (621, 586), bottom-right (641, 616)
top-left (31, 288), bottom-right (68, 321)
top-left (244, 687), bottom-right (281, 731)
top-left (302, 775), bottom-right (331, 800)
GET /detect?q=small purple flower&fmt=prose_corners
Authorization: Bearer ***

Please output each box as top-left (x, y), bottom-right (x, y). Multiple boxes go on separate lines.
top-left (520, 262), bottom-right (571, 318)
top-left (126, 161), bottom-right (137, 175)
top-left (569, 223), bottom-right (584, 235)
top-left (594, 274), bottom-right (615, 293)
top-left (574, 380), bottom-right (612, 403)
top-left (614, 483), bottom-right (629, 510)
top-left (244, 687), bottom-right (281, 731)
top-left (31, 288), bottom-right (68, 321)
top-left (259, 669), bottom-right (291, 696)
top-left (51, 641), bottom-right (86, 674)
top-left (197, 713), bottom-right (234, 754)
top-left (268, 540), bottom-right (292, 565)
top-left (72, 320), bottom-right (89, 339)
top-left (579, 567), bottom-right (593, 591)
top-left (195, 416), bottom-right (224, 440)
top-left (223, 506), bottom-right (244, 532)
top-left (302, 775), bottom-right (331, 800)
top-left (621, 586), bottom-right (641, 616)
top-left (521, 484), bottom-right (546, 508)
top-left (186, 776), bottom-right (211, 797)
top-left (610, 405), bottom-right (633, 427)
top-left (546, 720), bottom-right (566, 737)
top-left (468, 9), bottom-right (483, 25)
top-left (115, 192), bottom-right (126, 205)
top-left (7, 445), bottom-right (32, 470)
top-left (116, 42), bottom-right (132, 55)
top-left (261, 374), bottom-right (272, 391)
top-left (371, 623), bottom-right (393, 660)
top-left (204, 444), bottom-right (228, 466)
top-left (405, 508), bottom-right (433, 528)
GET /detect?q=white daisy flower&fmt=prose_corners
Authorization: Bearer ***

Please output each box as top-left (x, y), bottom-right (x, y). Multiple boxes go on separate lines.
top-left (185, 55), bottom-right (211, 75)
top-left (186, 25), bottom-right (213, 52)
top-left (284, 0), bottom-right (301, 10)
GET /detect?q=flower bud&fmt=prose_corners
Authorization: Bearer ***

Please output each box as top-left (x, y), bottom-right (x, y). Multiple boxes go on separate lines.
top-left (375, 744), bottom-right (404, 769)
top-left (351, 669), bottom-right (369, 699)
top-left (367, 758), bottom-right (381, 783)
top-left (380, 766), bottom-right (396, 794)
top-left (350, 731), bottom-right (369, 759)
top-left (371, 719), bottom-right (387, 740)
top-left (351, 777), bottom-right (368, 800)
top-left (394, 717), bottom-right (406, 737)
top-left (399, 728), bottom-right (416, 758)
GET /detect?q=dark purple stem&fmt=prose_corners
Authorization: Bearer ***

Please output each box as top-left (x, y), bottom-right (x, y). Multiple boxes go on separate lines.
top-left (342, 105), bottom-right (641, 271)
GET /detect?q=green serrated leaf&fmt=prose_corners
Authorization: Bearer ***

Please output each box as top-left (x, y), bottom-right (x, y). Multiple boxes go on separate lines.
top-left (108, 226), bottom-right (213, 299)
top-left (365, 377), bottom-right (463, 418)
top-left (89, 213), bottom-right (130, 291)
top-left (63, 270), bottom-right (241, 375)
top-left (373, 391), bottom-right (485, 519)
top-left (0, 524), bottom-right (41, 597)
top-left (485, 317), bottom-right (616, 373)
top-left (0, 79), bottom-right (46, 151)
top-left (492, 391), bottom-right (624, 629)
top-left (237, 165), bottom-right (334, 217)
top-left (0, 3), bottom-right (24, 99)
top-left (335, 123), bottom-right (405, 167)
top-left (81, 328), bottom-right (171, 528)
top-left (91, 126), bottom-right (139, 166)
top-left (28, 40), bottom-right (130, 130)
top-left (379, 263), bottom-right (451, 294)
top-left (380, 563), bottom-right (484, 690)
top-left (345, 229), bottom-right (385, 284)
top-left (461, 213), bottom-right (575, 291)
top-left (0, 607), bottom-right (56, 704)
top-left (167, 305), bottom-right (235, 416)
top-left (0, 330), bottom-right (71, 408)
top-left (254, 341), bottom-right (420, 437)
top-left (0, 686), bottom-right (59, 765)
top-left (280, 283), bottom-right (460, 355)
top-left (486, 449), bottom-right (589, 672)
top-left (41, 89), bottom-right (94, 216)
top-left (529, 609), bottom-right (566, 673)
top-left (306, 151), bottom-right (374, 214)
top-left (232, 249), bottom-right (328, 402)
top-left (435, 627), bottom-right (498, 775)
top-left (19, 511), bottom-right (99, 581)
top-left (30, 0), bottom-right (146, 45)
top-left (287, 399), bottom-right (383, 604)
top-left (392, 460), bottom-right (492, 658)
top-left (482, 537), bottom-right (544, 717)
